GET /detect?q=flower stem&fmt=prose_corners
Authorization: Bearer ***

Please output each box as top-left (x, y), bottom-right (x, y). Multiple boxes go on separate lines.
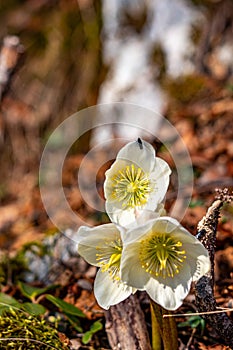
top-left (150, 302), bottom-right (162, 350)
top-left (150, 300), bottom-right (178, 350)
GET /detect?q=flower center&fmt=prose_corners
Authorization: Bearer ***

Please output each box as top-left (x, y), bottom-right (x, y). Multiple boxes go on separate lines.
top-left (96, 238), bottom-right (122, 282)
top-left (139, 232), bottom-right (186, 278)
top-left (110, 164), bottom-right (153, 209)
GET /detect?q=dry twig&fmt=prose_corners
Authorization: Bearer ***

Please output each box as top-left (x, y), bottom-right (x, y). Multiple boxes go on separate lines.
top-left (195, 188), bottom-right (233, 347)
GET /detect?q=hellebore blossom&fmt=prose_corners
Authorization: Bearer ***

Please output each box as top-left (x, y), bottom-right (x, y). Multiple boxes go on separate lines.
top-left (104, 139), bottom-right (171, 227)
top-left (120, 216), bottom-right (210, 310)
top-left (77, 223), bottom-right (136, 310)
top-left (77, 139), bottom-right (210, 314)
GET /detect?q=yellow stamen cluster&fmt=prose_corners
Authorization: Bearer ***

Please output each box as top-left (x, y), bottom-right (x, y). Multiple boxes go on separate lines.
top-left (96, 238), bottom-right (122, 282)
top-left (139, 232), bottom-right (186, 278)
top-left (110, 164), bottom-right (153, 209)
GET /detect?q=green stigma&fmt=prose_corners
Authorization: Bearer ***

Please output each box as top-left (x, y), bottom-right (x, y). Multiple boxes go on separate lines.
top-left (139, 232), bottom-right (186, 278)
top-left (96, 238), bottom-right (122, 282)
top-left (110, 164), bottom-right (153, 209)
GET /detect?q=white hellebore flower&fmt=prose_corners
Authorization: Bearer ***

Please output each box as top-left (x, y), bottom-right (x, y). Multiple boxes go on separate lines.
top-left (104, 139), bottom-right (171, 227)
top-left (121, 216), bottom-right (210, 310)
top-left (77, 223), bottom-right (136, 310)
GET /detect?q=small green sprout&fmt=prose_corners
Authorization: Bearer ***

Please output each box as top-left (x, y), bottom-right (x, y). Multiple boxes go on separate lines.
top-left (82, 320), bottom-right (103, 344)
top-left (178, 314), bottom-right (205, 335)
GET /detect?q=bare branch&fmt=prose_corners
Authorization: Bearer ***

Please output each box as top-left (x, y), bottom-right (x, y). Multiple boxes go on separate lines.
top-left (195, 188), bottom-right (233, 347)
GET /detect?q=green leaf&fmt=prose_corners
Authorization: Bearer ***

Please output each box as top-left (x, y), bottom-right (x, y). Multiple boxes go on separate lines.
top-left (18, 281), bottom-right (56, 300)
top-left (190, 318), bottom-right (201, 328)
top-left (64, 313), bottom-right (83, 332)
top-left (22, 302), bottom-right (46, 315)
top-left (82, 321), bottom-right (103, 344)
top-left (199, 319), bottom-right (206, 333)
top-left (178, 315), bottom-right (205, 330)
top-left (178, 321), bottom-right (191, 328)
top-left (0, 292), bottom-right (20, 308)
top-left (82, 331), bottom-right (93, 344)
top-left (0, 305), bottom-right (12, 315)
top-left (90, 320), bottom-right (103, 332)
top-left (45, 295), bottom-right (85, 318)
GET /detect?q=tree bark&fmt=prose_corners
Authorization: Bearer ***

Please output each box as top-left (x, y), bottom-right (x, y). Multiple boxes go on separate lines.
top-left (105, 294), bottom-right (152, 350)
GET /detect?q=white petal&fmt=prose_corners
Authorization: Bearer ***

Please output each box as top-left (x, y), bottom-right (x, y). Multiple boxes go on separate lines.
top-left (106, 204), bottom-right (166, 230)
top-left (183, 243), bottom-right (210, 281)
top-left (150, 216), bottom-right (181, 235)
top-left (141, 216), bottom-right (190, 238)
top-left (104, 159), bottom-right (131, 201)
top-left (175, 229), bottom-right (207, 247)
top-left (145, 216), bottom-right (211, 282)
top-left (77, 224), bottom-right (120, 266)
top-left (180, 238), bottom-right (210, 281)
top-left (120, 242), bottom-right (149, 289)
top-left (116, 140), bottom-right (156, 172)
top-left (77, 223), bottom-right (119, 244)
top-left (122, 217), bottom-right (178, 245)
top-left (155, 218), bottom-right (211, 281)
top-left (152, 157), bottom-right (172, 177)
top-left (191, 254), bottom-right (211, 281)
top-left (131, 208), bottom-right (165, 228)
top-left (146, 263), bottom-right (192, 310)
top-left (146, 158), bottom-right (171, 209)
top-left (121, 219), bottom-right (156, 244)
top-left (105, 201), bottom-right (136, 227)
top-left (94, 270), bottom-right (133, 310)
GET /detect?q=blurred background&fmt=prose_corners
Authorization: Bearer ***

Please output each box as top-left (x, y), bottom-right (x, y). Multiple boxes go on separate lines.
top-left (0, 0), bottom-right (233, 250)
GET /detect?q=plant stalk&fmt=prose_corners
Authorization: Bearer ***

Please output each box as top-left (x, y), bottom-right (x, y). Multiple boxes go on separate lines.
top-left (150, 300), bottom-right (178, 350)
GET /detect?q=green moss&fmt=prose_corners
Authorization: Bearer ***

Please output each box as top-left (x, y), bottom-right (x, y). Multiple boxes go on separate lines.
top-left (0, 252), bottom-right (28, 286)
top-left (0, 308), bottom-right (69, 349)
